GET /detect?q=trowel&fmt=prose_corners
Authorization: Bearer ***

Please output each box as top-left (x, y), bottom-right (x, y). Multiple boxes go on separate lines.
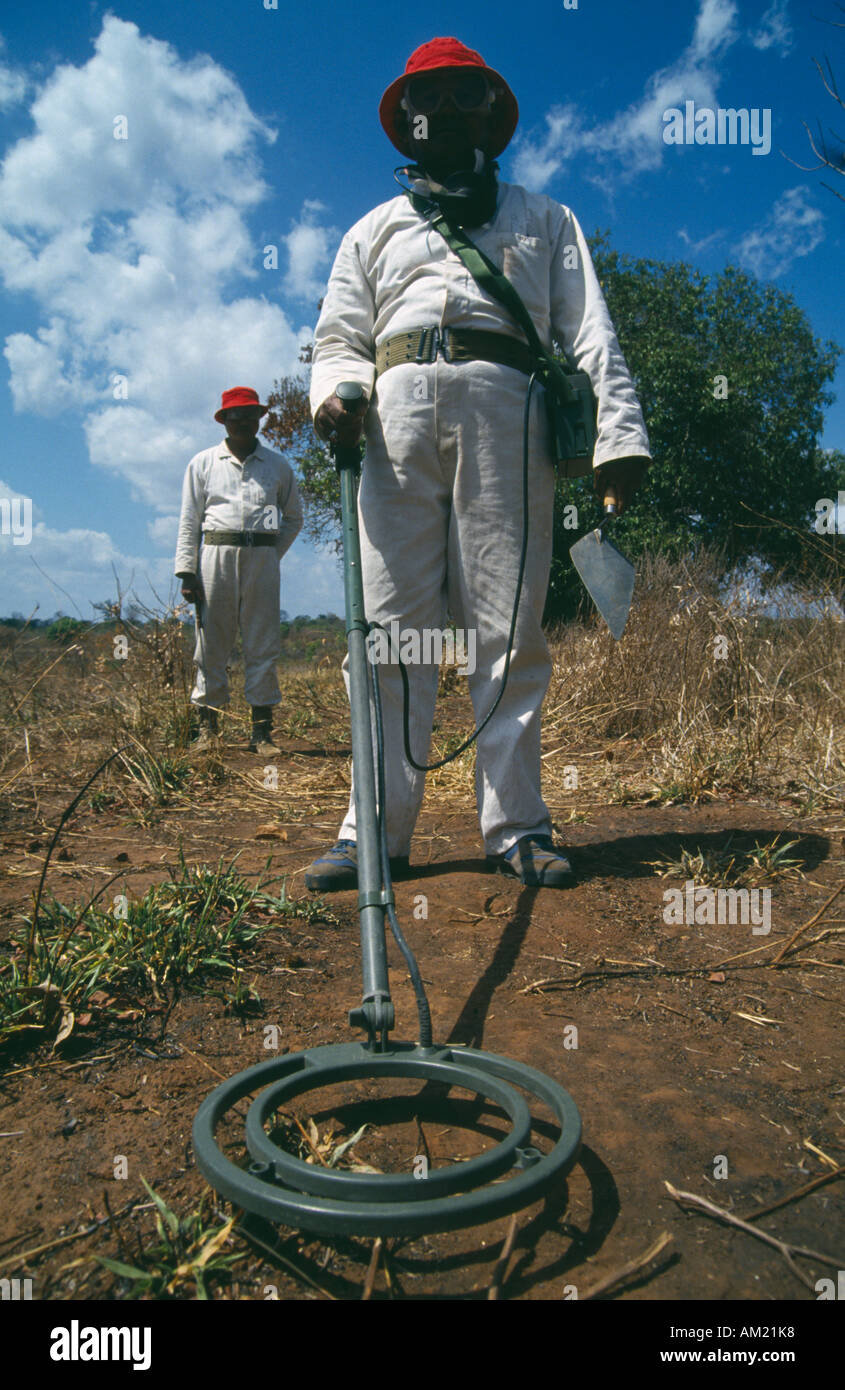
top-left (569, 487), bottom-right (635, 640)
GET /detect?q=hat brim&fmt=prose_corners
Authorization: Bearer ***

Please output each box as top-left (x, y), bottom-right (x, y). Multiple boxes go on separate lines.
top-left (379, 62), bottom-right (518, 159)
top-left (215, 404), bottom-right (268, 424)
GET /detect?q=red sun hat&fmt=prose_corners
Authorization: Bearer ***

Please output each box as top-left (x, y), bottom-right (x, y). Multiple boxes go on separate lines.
top-left (214, 387), bottom-right (268, 423)
top-left (379, 37), bottom-right (519, 159)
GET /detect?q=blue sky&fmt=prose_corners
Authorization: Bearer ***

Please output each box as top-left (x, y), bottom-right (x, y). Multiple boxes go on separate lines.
top-left (0, 0), bottom-right (842, 620)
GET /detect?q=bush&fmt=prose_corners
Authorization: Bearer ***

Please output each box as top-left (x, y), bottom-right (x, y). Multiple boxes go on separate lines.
top-left (46, 616), bottom-right (87, 644)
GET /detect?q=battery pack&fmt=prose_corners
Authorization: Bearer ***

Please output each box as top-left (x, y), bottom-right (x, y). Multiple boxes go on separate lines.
top-left (546, 369), bottom-right (597, 478)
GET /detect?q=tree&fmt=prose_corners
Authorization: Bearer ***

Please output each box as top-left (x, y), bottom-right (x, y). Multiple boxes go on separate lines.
top-left (262, 241), bottom-right (843, 625)
top-left (545, 238), bottom-right (843, 620)
top-left (46, 615), bottom-right (87, 643)
top-left (263, 375), bottom-right (340, 551)
top-left (787, 4), bottom-right (845, 203)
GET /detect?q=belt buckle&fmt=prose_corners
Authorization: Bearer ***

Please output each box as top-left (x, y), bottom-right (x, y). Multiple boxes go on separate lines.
top-left (244, 531), bottom-right (254, 547)
top-left (415, 326), bottom-right (439, 364)
top-left (439, 326), bottom-right (453, 363)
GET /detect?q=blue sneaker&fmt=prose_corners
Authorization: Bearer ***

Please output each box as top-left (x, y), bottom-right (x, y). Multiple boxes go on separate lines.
top-left (305, 840), bottom-right (410, 892)
top-left (489, 834), bottom-right (574, 888)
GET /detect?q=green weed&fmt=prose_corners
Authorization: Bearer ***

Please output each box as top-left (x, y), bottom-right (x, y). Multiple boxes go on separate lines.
top-left (97, 1179), bottom-right (240, 1300)
top-left (650, 835), bottom-right (805, 889)
top-left (0, 854), bottom-right (334, 1047)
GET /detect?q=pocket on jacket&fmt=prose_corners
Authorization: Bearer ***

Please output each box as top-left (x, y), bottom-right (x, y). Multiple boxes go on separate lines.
top-left (483, 232), bottom-right (549, 323)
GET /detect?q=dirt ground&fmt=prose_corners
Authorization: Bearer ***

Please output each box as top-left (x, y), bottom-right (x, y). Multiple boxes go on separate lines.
top-left (1, 722), bottom-right (844, 1302)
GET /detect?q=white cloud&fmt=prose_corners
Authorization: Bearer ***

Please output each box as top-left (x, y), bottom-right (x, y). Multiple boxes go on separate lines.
top-left (0, 17), bottom-right (317, 516)
top-left (736, 187), bottom-right (824, 277)
top-left (279, 539), bottom-right (344, 617)
top-left (0, 519), bottom-right (174, 619)
top-left (283, 199), bottom-right (340, 304)
top-left (678, 226), bottom-right (726, 255)
top-left (511, 0), bottom-right (737, 189)
top-left (691, 0), bottom-right (738, 59)
top-left (1, 524), bottom-right (343, 620)
top-left (510, 106), bottom-right (589, 194)
top-left (148, 515), bottom-right (179, 549)
top-left (4, 320), bottom-right (86, 415)
top-left (751, 0), bottom-right (793, 54)
top-left (0, 19), bottom-right (346, 623)
top-left (0, 19), bottom-right (272, 232)
top-left (0, 477), bottom-right (41, 517)
top-left (0, 34), bottom-right (26, 109)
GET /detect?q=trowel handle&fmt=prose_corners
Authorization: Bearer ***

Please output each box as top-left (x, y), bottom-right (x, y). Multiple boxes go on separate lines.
top-left (603, 485), bottom-right (619, 517)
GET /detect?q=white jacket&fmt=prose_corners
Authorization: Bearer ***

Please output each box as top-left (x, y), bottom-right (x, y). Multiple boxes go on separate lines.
top-left (174, 441), bottom-right (304, 576)
top-left (310, 180), bottom-right (651, 470)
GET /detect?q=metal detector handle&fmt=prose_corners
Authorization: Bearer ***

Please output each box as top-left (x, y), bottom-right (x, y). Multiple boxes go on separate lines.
top-left (337, 381), bottom-right (364, 412)
top-left (334, 379), bottom-right (394, 1044)
top-left (332, 381), bottom-right (366, 473)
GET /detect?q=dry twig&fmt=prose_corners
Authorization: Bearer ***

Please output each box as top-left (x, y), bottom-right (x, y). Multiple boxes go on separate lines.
top-left (665, 1181), bottom-right (844, 1291)
top-left (361, 1237), bottom-right (383, 1301)
top-left (770, 882), bottom-right (845, 966)
top-left (742, 1165), bottom-right (845, 1223)
top-left (579, 1231), bottom-right (673, 1300)
top-left (235, 1221), bottom-right (336, 1301)
top-left (487, 1213), bottom-right (520, 1301)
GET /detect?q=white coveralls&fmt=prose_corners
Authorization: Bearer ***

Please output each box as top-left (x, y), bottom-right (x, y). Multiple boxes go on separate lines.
top-left (174, 441), bottom-right (304, 709)
top-left (310, 180), bottom-right (650, 857)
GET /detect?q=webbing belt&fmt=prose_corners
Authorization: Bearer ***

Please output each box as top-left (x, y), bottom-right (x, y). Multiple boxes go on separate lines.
top-left (202, 531), bottom-right (278, 546)
top-left (375, 326), bottom-right (536, 379)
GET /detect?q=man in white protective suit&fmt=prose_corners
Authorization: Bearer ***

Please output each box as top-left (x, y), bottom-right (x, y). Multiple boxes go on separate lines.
top-left (305, 36), bottom-right (651, 891)
top-left (175, 387), bottom-right (304, 755)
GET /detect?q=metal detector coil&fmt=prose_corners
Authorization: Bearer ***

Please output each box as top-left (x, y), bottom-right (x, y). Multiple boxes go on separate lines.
top-left (192, 381), bottom-right (582, 1238)
top-left (193, 1040), bottom-right (581, 1238)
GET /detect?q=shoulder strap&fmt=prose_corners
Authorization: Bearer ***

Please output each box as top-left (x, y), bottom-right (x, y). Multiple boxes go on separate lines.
top-left (407, 191), bottom-right (577, 402)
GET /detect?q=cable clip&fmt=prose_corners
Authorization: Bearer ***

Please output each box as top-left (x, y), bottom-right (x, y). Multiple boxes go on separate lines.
top-left (357, 888), bottom-right (396, 911)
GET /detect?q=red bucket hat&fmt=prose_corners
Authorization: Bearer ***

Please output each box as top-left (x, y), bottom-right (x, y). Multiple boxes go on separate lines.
top-left (379, 37), bottom-right (519, 159)
top-left (214, 387), bottom-right (268, 424)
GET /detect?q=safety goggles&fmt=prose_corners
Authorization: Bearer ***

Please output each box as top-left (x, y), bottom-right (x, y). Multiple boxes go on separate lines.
top-left (224, 407), bottom-right (263, 422)
top-left (403, 70), bottom-right (493, 116)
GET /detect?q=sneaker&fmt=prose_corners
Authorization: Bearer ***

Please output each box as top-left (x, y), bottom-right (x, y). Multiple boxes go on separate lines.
top-left (304, 840), bottom-right (410, 892)
top-left (488, 834), bottom-right (574, 888)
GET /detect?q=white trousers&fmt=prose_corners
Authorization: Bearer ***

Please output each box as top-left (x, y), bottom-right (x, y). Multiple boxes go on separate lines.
top-left (191, 543), bottom-right (282, 708)
top-left (338, 358), bottom-right (556, 858)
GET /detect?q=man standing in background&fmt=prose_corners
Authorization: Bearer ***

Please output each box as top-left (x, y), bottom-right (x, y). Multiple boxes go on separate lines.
top-left (175, 387), bottom-right (303, 755)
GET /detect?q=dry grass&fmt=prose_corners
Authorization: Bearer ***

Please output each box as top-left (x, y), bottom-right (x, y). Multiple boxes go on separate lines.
top-left (542, 550), bottom-right (844, 812)
top-left (0, 552), bottom-right (842, 846)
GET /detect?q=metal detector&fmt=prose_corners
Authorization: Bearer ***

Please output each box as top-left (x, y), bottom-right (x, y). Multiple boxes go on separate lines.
top-left (192, 382), bottom-right (582, 1237)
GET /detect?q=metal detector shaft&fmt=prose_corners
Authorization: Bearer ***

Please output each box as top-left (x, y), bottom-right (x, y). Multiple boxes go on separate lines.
top-left (334, 383), bottom-right (394, 1044)
top-left (191, 382), bottom-right (584, 1233)
top-left (194, 591), bottom-right (207, 680)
